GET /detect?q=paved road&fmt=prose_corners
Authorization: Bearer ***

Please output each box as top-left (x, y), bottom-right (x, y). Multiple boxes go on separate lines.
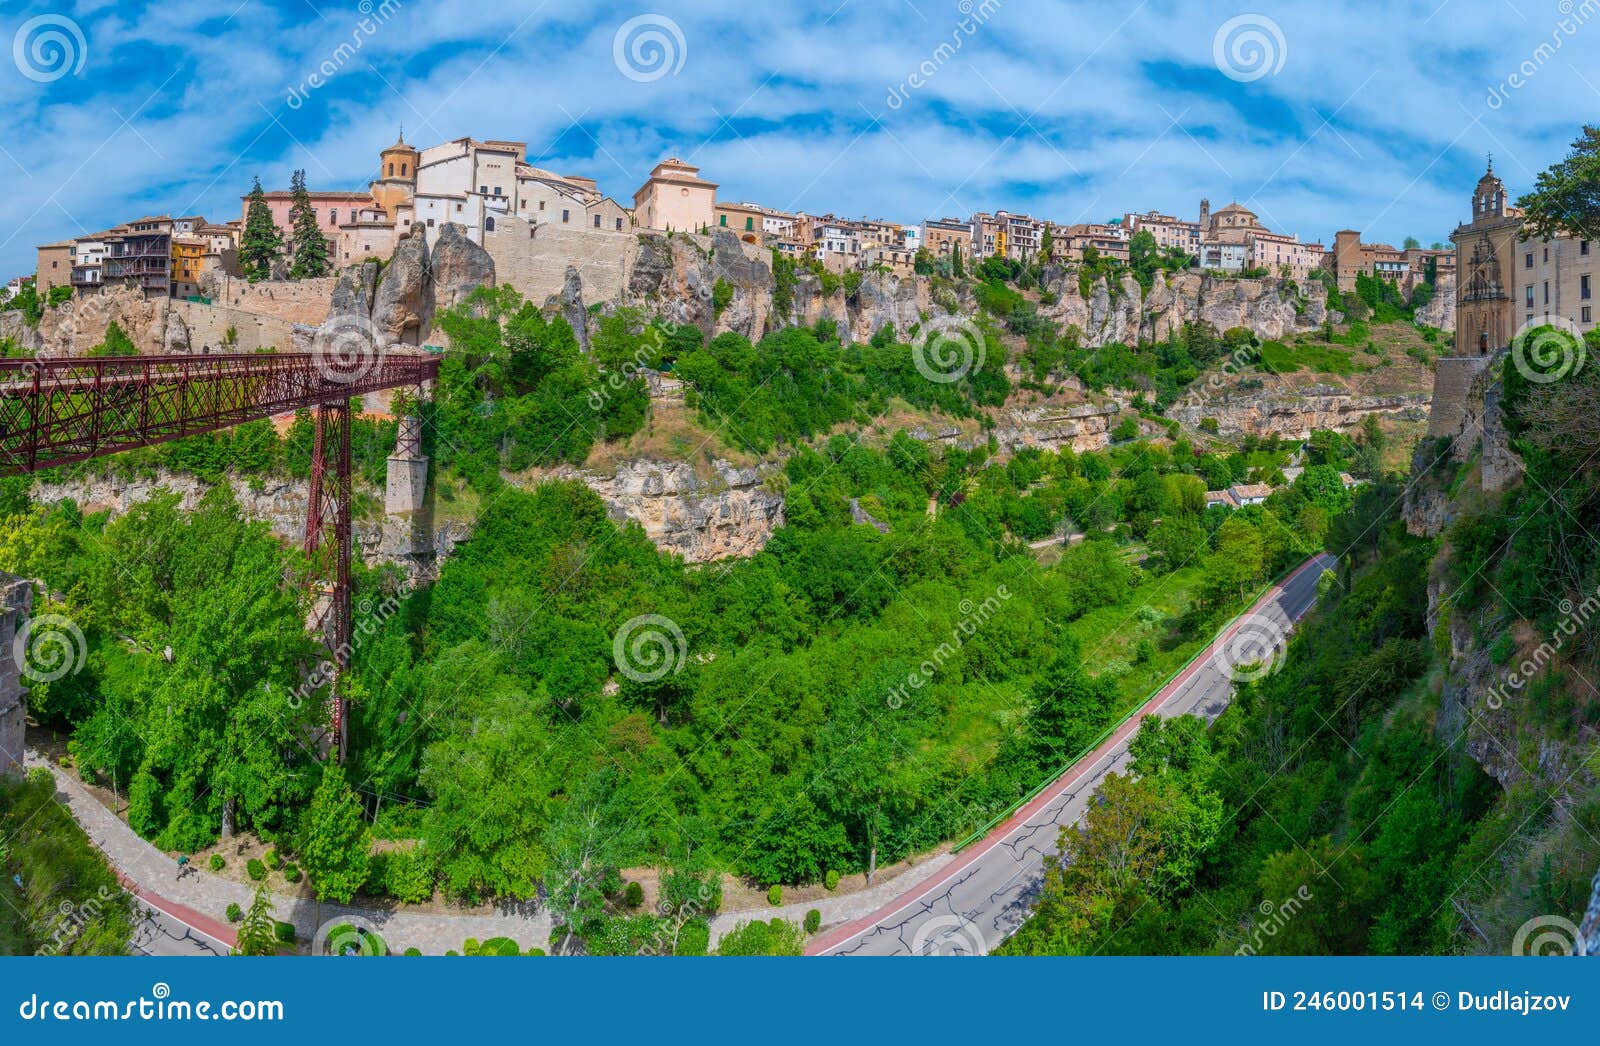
top-left (129, 903), bottom-right (227, 956)
top-left (811, 553), bottom-right (1335, 956)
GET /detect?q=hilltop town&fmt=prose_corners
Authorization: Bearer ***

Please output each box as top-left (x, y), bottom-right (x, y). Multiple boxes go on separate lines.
top-left (11, 132), bottom-right (1454, 332)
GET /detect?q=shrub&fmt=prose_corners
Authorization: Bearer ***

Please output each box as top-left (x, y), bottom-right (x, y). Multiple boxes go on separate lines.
top-left (1489, 633), bottom-right (1515, 666)
top-left (824, 870), bottom-right (840, 891)
top-left (525, 947), bottom-right (547, 956)
top-left (624, 881), bottom-right (644, 908)
top-left (462, 937), bottom-right (480, 956)
top-left (226, 902), bottom-right (243, 923)
top-left (208, 854), bottom-right (225, 872)
top-left (283, 863), bottom-right (301, 883)
top-left (804, 909), bottom-right (821, 934)
top-left (477, 936), bottom-right (520, 956)
top-left (766, 884), bottom-right (782, 906)
top-left (264, 848), bottom-right (282, 871)
top-left (1200, 418), bottom-right (1220, 434)
top-left (403, 947), bottom-right (422, 956)
top-left (273, 920), bottom-right (296, 943)
top-left (246, 858), bottom-right (266, 881)
top-left (675, 919), bottom-right (710, 957)
top-left (379, 846), bottom-right (434, 904)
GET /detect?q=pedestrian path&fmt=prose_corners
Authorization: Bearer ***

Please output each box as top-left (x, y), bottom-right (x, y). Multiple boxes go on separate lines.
top-left (27, 752), bottom-right (946, 954)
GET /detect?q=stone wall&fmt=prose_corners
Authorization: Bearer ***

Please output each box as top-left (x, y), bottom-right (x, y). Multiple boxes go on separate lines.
top-left (170, 299), bottom-right (307, 354)
top-left (484, 219), bottom-right (636, 305)
top-left (201, 275), bottom-right (336, 327)
top-left (1426, 355), bottom-right (1493, 439)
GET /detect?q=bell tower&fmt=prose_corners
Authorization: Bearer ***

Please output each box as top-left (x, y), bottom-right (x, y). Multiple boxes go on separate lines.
top-left (370, 129), bottom-right (419, 219)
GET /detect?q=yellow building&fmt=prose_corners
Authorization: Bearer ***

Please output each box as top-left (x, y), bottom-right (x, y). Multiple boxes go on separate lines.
top-left (171, 237), bottom-right (207, 298)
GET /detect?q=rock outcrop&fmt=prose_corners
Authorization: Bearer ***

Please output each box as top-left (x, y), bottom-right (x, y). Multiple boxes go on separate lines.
top-left (371, 232), bottom-right (432, 346)
top-left (1414, 272), bottom-right (1456, 331)
top-left (163, 310), bottom-right (191, 353)
top-left (624, 230), bottom-right (773, 340)
top-left (554, 266), bottom-right (590, 355)
top-left (33, 283), bottom-right (165, 355)
top-left (1037, 269), bottom-right (1329, 348)
top-left (584, 458), bottom-right (785, 561)
top-left (1168, 384), bottom-right (1430, 440)
top-left (430, 222), bottom-right (497, 311)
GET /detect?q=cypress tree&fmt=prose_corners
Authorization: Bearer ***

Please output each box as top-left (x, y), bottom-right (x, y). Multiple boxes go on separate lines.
top-left (288, 169), bottom-right (331, 279)
top-left (239, 177), bottom-right (283, 282)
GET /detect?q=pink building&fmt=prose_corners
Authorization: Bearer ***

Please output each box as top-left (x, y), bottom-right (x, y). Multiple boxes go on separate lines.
top-left (241, 190), bottom-right (374, 243)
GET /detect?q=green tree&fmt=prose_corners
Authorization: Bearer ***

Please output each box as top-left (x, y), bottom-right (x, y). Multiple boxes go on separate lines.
top-left (239, 177), bottom-right (283, 281)
top-left (88, 320), bottom-right (137, 357)
top-left (287, 169), bottom-right (331, 279)
top-left (1039, 224), bottom-right (1054, 261)
top-left (233, 884), bottom-right (278, 956)
top-left (1402, 236), bottom-right (1420, 250)
top-left (715, 917), bottom-right (805, 956)
top-left (1517, 125), bottom-right (1600, 238)
top-left (951, 242), bottom-right (964, 279)
top-left (299, 762), bottom-right (371, 904)
top-left (543, 769), bottom-right (643, 953)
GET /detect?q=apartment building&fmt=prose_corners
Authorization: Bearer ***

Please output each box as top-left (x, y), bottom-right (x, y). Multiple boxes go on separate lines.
top-left (921, 217), bottom-right (973, 260)
top-left (1124, 210), bottom-right (1201, 255)
top-left (1058, 222), bottom-right (1131, 263)
top-left (971, 210), bottom-right (1044, 261)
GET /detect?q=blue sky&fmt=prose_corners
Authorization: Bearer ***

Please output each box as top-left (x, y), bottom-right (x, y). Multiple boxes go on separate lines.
top-left (3, 0), bottom-right (1597, 279)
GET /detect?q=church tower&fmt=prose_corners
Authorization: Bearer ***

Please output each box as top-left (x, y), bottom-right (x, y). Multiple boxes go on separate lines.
top-left (1451, 158), bottom-right (1522, 356)
top-left (370, 130), bottom-right (419, 219)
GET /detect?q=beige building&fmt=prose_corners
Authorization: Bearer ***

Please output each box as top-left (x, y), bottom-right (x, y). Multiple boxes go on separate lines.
top-left (1515, 230), bottom-right (1596, 333)
top-left (1058, 222), bottom-right (1130, 263)
top-left (862, 243), bottom-right (915, 275)
top-left (714, 201), bottom-right (768, 243)
top-left (34, 240), bottom-right (75, 296)
top-left (921, 218), bottom-right (972, 261)
top-left (632, 157), bottom-right (717, 233)
top-left (1125, 210), bottom-right (1201, 255)
top-left (971, 210), bottom-right (1044, 261)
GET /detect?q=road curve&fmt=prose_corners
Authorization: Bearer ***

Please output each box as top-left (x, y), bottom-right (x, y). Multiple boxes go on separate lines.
top-left (810, 552), bottom-right (1336, 956)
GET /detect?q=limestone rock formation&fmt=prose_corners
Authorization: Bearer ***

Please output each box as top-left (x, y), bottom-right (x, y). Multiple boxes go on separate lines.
top-left (0, 311), bottom-right (42, 354)
top-left (329, 261), bottom-right (378, 318)
top-left (584, 458), bottom-right (785, 561)
top-left (371, 232), bottom-right (431, 346)
top-left (431, 222), bottom-right (496, 310)
top-left (1168, 383), bottom-right (1430, 440)
top-left (163, 310), bottom-right (191, 353)
top-left (625, 231), bottom-right (773, 340)
top-left (554, 266), bottom-right (590, 354)
top-left (33, 283), bottom-right (164, 355)
top-left (1414, 272), bottom-right (1456, 331)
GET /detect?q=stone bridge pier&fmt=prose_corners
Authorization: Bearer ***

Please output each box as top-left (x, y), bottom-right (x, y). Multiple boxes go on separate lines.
top-left (379, 415), bottom-right (433, 563)
top-left (0, 575), bottom-right (34, 780)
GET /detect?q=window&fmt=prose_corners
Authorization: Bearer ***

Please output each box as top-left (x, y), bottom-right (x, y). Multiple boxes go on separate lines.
top-left (1544, 247), bottom-right (1550, 263)
top-left (746, 217), bottom-right (754, 231)
top-left (1582, 240), bottom-right (1591, 255)
top-left (539, 201), bottom-right (546, 210)
top-left (1585, 307), bottom-right (1593, 323)
top-left (616, 218), bottom-right (623, 230)
top-left (455, 203), bottom-right (462, 212)
top-left (427, 218), bottom-right (435, 227)
top-left (562, 209), bottom-right (570, 223)
top-left (484, 217), bottom-right (495, 232)
top-left (1526, 286), bottom-right (1535, 307)
top-left (479, 185), bottom-right (487, 194)
top-left (329, 210), bottom-right (338, 225)
top-left (1526, 253), bottom-right (1534, 268)
top-left (719, 215), bottom-right (727, 226)
top-left (493, 187), bottom-right (502, 197)
top-left (388, 163), bottom-right (395, 176)
top-left (1584, 275), bottom-right (1592, 300)
top-left (1544, 281), bottom-right (1550, 305)
top-left (593, 214), bottom-right (601, 228)
top-left (400, 163), bottom-right (407, 176)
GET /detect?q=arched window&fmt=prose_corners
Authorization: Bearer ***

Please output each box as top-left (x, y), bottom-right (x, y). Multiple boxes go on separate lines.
top-left (401, 163), bottom-right (407, 176)
top-left (388, 163), bottom-right (394, 176)
top-left (484, 216), bottom-right (495, 232)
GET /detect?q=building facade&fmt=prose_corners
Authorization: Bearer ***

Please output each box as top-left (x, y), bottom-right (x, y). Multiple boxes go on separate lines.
top-left (632, 157), bottom-right (717, 233)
